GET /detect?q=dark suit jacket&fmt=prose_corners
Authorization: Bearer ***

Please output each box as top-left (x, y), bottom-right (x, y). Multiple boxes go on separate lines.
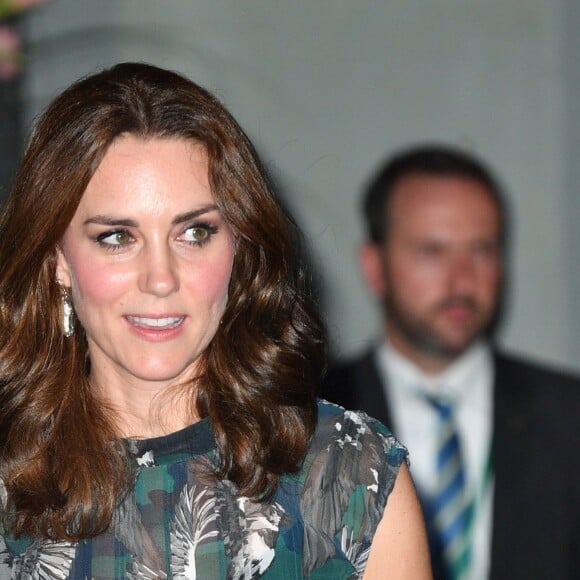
top-left (321, 348), bottom-right (580, 580)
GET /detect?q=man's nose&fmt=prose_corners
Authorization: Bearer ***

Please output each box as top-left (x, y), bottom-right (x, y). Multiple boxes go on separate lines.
top-left (448, 253), bottom-right (477, 292)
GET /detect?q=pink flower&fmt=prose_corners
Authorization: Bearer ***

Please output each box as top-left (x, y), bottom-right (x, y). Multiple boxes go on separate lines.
top-left (0, 0), bottom-right (47, 80)
top-left (0, 24), bottom-right (20, 80)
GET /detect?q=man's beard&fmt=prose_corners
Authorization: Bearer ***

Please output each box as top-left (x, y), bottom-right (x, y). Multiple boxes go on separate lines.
top-left (385, 293), bottom-right (493, 361)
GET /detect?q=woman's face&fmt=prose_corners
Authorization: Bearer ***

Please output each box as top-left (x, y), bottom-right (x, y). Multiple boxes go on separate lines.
top-left (57, 135), bottom-right (235, 392)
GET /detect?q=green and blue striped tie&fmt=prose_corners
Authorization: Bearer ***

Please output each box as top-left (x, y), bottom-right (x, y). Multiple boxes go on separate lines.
top-left (426, 396), bottom-right (472, 580)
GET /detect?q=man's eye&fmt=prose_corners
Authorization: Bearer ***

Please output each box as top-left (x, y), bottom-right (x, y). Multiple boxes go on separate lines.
top-left (96, 230), bottom-right (133, 247)
top-left (472, 242), bottom-right (499, 257)
top-left (417, 245), bottom-right (444, 257)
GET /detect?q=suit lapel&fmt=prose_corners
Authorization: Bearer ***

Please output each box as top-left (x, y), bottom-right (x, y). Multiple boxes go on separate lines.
top-left (489, 352), bottom-right (533, 578)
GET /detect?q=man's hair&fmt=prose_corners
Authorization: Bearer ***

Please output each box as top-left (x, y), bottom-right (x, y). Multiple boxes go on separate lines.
top-left (362, 144), bottom-right (508, 244)
top-left (0, 63), bottom-right (325, 540)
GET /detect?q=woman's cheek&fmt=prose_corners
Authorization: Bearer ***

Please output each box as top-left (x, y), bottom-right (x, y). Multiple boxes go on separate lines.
top-left (69, 258), bottom-right (133, 303)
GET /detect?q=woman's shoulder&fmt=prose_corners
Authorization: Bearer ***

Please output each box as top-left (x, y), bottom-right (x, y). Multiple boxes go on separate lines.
top-left (312, 398), bottom-right (408, 467)
top-left (275, 399), bottom-right (409, 576)
top-left (299, 399), bottom-right (409, 512)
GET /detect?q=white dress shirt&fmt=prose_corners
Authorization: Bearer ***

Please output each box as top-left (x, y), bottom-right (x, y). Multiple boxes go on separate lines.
top-left (375, 340), bottom-right (494, 580)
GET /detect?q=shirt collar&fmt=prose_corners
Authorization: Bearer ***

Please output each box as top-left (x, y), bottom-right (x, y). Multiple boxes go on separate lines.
top-left (378, 339), bottom-right (492, 403)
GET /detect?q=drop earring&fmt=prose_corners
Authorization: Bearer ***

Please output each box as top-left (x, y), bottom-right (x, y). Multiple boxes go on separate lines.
top-left (61, 287), bottom-right (74, 338)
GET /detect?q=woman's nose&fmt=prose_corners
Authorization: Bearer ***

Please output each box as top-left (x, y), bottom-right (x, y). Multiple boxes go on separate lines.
top-left (138, 243), bottom-right (180, 297)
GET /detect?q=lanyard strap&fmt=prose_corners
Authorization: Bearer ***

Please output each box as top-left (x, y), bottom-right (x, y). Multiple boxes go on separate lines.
top-left (462, 437), bottom-right (494, 572)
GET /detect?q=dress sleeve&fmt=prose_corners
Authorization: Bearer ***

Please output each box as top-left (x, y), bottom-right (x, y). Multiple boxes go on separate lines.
top-left (0, 535), bottom-right (12, 578)
top-left (0, 480), bottom-right (12, 577)
top-left (301, 406), bottom-right (408, 577)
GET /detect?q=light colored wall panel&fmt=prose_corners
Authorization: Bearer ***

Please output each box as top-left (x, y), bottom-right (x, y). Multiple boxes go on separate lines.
top-left (23, 0), bottom-right (578, 372)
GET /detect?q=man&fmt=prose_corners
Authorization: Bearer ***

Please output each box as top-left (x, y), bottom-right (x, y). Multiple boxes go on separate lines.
top-left (321, 145), bottom-right (580, 580)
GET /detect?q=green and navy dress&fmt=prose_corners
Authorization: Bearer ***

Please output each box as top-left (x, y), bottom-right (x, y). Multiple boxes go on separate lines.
top-left (0, 401), bottom-right (407, 579)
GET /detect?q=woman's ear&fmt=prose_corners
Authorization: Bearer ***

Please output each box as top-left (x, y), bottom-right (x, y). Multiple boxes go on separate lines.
top-left (56, 247), bottom-right (72, 288)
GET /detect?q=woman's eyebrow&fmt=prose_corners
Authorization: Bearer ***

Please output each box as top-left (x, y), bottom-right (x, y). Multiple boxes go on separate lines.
top-left (83, 216), bottom-right (138, 227)
top-left (82, 205), bottom-right (219, 228)
top-left (171, 205), bottom-right (218, 225)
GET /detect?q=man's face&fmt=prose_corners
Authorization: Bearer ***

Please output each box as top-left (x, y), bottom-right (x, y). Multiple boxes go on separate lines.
top-left (363, 174), bottom-right (502, 370)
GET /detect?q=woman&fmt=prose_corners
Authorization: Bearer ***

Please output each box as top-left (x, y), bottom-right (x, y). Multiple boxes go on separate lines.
top-left (0, 63), bottom-right (430, 578)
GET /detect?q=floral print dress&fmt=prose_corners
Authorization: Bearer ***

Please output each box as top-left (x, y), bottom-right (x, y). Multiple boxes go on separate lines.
top-left (0, 401), bottom-right (407, 579)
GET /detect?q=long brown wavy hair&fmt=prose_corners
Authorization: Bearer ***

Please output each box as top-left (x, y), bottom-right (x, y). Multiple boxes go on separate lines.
top-left (0, 63), bottom-right (325, 540)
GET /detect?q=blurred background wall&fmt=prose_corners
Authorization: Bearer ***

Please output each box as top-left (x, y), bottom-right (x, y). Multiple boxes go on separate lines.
top-left (2, 0), bottom-right (579, 372)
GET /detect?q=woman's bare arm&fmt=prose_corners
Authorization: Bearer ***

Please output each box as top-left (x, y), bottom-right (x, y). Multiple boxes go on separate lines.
top-left (363, 463), bottom-right (432, 579)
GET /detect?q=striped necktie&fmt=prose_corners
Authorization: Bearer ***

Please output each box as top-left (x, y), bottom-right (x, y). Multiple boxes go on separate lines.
top-left (425, 395), bottom-right (472, 580)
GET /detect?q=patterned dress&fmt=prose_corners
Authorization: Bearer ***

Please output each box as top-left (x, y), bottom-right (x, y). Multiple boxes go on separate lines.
top-left (0, 401), bottom-right (407, 579)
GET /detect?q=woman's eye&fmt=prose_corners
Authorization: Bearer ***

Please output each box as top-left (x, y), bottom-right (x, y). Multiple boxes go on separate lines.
top-left (97, 230), bottom-right (133, 247)
top-left (181, 223), bottom-right (217, 245)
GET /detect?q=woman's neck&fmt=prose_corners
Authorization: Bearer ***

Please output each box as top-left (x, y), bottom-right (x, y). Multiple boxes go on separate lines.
top-left (90, 373), bottom-right (199, 438)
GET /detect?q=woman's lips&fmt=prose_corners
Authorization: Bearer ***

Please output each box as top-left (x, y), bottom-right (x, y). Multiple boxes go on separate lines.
top-left (125, 315), bottom-right (186, 340)
top-left (126, 315), bottom-right (184, 329)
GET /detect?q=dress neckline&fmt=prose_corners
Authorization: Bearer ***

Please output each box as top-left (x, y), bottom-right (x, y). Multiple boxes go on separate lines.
top-left (125, 417), bottom-right (215, 466)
